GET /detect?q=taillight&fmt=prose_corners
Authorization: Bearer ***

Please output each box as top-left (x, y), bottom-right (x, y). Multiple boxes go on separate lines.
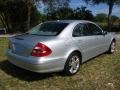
top-left (31, 43), bottom-right (52, 57)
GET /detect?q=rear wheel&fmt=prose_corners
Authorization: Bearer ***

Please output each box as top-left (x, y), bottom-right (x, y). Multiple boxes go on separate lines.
top-left (64, 52), bottom-right (81, 75)
top-left (108, 40), bottom-right (116, 54)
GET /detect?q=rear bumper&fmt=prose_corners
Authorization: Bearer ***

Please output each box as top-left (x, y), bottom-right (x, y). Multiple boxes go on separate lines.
top-left (7, 50), bottom-right (65, 73)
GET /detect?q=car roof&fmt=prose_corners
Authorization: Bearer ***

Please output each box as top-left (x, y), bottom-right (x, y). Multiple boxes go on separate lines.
top-left (46, 20), bottom-right (93, 24)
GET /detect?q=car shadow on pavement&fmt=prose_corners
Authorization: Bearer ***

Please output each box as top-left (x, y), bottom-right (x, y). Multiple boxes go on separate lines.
top-left (0, 60), bottom-right (63, 81)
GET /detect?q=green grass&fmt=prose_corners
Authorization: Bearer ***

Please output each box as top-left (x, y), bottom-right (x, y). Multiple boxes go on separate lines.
top-left (0, 37), bottom-right (120, 90)
top-left (0, 38), bottom-right (8, 60)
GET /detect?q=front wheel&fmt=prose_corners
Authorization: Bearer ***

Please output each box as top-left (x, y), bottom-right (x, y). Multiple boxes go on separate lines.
top-left (108, 40), bottom-right (116, 54)
top-left (64, 52), bottom-right (81, 75)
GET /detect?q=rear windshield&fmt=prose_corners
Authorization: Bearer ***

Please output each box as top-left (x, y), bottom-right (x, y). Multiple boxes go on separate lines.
top-left (28, 22), bottom-right (69, 36)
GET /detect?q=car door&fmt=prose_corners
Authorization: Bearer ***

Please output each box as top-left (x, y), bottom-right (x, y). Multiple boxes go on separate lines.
top-left (87, 23), bottom-right (109, 54)
top-left (72, 23), bottom-right (100, 62)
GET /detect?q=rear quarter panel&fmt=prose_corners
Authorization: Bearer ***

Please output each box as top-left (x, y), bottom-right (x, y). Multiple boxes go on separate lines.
top-left (41, 37), bottom-right (81, 64)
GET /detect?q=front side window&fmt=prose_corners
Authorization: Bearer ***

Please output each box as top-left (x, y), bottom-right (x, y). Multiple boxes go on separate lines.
top-left (28, 22), bottom-right (69, 36)
top-left (87, 23), bottom-right (103, 35)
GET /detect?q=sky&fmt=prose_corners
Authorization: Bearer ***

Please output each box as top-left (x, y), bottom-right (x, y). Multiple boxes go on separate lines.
top-left (70, 0), bottom-right (120, 17)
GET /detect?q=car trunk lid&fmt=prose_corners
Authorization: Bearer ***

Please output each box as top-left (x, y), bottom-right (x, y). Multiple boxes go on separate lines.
top-left (9, 34), bottom-right (55, 57)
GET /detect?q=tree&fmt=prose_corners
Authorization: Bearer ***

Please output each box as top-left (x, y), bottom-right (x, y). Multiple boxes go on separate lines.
top-left (0, 0), bottom-right (70, 32)
top-left (44, 0), bottom-right (70, 20)
top-left (111, 15), bottom-right (119, 24)
top-left (0, 0), bottom-right (45, 32)
top-left (83, 0), bottom-right (120, 31)
top-left (74, 6), bottom-right (94, 20)
top-left (46, 7), bottom-right (74, 20)
top-left (0, 0), bottom-right (11, 31)
top-left (22, 0), bottom-right (42, 30)
top-left (95, 13), bottom-right (107, 22)
top-left (30, 7), bottom-right (46, 26)
top-left (45, 5), bottom-right (94, 20)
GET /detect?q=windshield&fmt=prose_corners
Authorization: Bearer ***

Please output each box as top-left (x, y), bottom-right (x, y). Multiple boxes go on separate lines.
top-left (28, 22), bottom-right (69, 36)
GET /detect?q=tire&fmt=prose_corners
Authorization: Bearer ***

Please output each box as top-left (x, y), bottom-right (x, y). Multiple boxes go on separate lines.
top-left (64, 52), bottom-right (81, 75)
top-left (107, 40), bottom-right (116, 54)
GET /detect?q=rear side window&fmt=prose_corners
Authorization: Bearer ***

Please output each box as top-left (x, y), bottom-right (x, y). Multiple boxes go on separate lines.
top-left (28, 22), bottom-right (68, 36)
top-left (73, 24), bottom-right (90, 37)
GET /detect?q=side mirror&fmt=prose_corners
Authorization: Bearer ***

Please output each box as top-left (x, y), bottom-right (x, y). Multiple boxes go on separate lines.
top-left (103, 31), bottom-right (107, 35)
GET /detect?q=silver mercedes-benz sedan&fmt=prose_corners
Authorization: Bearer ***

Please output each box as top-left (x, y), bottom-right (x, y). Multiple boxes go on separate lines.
top-left (7, 20), bottom-right (116, 75)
